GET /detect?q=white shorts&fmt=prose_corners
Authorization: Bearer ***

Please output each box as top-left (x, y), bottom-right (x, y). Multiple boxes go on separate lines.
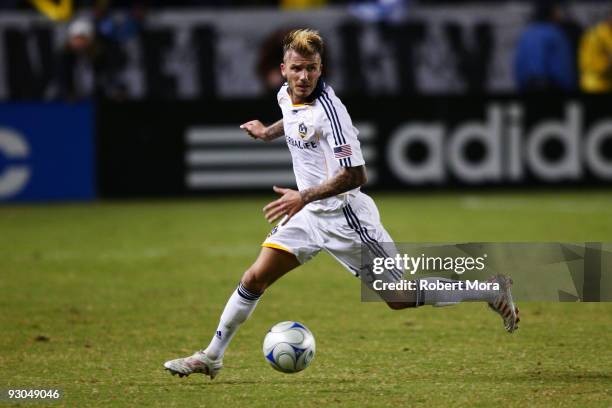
top-left (262, 192), bottom-right (400, 279)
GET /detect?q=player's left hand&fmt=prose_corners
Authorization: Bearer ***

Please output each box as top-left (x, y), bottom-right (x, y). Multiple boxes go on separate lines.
top-left (263, 186), bottom-right (305, 225)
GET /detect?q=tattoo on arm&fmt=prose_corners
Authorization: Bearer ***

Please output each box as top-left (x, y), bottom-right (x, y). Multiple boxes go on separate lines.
top-left (300, 166), bottom-right (367, 204)
top-left (264, 119), bottom-right (284, 141)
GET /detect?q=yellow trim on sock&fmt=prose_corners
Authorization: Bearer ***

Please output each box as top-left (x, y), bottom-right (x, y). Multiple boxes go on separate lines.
top-left (262, 243), bottom-right (294, 255)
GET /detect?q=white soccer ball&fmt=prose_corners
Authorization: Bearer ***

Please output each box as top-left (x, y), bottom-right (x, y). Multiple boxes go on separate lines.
top-left (263, 321), bottom-right (316, 373)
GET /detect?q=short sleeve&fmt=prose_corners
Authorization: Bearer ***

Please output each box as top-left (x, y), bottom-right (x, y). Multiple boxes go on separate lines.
top-left (319, 90), bottom-right (365, 168)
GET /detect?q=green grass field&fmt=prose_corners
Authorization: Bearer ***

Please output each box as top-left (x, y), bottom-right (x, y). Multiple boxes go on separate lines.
top-left (1, 191), bottom-right (611, 407)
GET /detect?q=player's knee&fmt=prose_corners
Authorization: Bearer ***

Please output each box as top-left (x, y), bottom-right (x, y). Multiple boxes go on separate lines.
top-left (241, 267), bottom-right (269, 294)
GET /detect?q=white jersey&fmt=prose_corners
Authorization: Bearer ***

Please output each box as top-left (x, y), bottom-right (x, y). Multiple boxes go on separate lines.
top-left (277, 82), bottom-right (365, 212)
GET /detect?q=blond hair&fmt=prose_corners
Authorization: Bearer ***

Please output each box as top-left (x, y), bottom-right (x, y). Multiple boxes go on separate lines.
top-left (283, 29), bottom-right (324, 59)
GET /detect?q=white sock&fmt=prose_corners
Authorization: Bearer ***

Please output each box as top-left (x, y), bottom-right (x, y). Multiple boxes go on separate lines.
top-left (204, 282), bottom-right (261, 360)
top-left (416, 277), bottom-right (498, 306)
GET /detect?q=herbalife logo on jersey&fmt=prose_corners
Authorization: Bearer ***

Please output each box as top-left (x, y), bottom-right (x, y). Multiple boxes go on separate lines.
top-left (286, 136), bottom-right (317, 150)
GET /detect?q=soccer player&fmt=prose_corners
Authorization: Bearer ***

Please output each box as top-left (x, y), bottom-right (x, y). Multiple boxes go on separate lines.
top-left (164, 29), bottom-right (520, 380)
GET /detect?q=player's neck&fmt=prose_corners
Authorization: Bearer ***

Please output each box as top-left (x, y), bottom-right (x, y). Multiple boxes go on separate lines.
top-left (288, 88), bottom-right (307, 105)
top-left (287, 79), bottom-right (324, 105)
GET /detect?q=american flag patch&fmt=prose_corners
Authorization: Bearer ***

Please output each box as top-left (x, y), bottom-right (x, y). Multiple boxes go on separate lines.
top-left (333, 144), bottom-right (352, 159)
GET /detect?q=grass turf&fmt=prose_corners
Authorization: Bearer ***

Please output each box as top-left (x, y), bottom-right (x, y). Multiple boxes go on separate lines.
top-left (1, 191), bottom-right (611, 407)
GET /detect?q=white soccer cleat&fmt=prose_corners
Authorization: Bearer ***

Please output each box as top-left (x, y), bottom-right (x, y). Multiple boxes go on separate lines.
top-left (163, 351), bottom-right (223, 380)
top-left (488, 275), bottom-right (520, 333)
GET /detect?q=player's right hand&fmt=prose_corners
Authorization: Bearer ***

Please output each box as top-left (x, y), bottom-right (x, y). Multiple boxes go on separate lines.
top-left (240, 120), bottom-right (267, 141)
top-left (263, 186), bottom-right (305, 225)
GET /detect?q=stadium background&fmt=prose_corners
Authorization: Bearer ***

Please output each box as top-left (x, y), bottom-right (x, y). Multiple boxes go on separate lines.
top-left (1, 1), bottom-right (611, 407)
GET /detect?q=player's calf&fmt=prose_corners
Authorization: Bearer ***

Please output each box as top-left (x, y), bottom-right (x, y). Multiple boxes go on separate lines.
top-left (385, 300), bottom-right (417, 310)
top-left (383, 276), bottom-right (520, 333)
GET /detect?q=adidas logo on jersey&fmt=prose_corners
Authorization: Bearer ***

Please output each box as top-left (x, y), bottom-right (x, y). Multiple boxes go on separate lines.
top-left (267, 226), bottom-right (279, 238)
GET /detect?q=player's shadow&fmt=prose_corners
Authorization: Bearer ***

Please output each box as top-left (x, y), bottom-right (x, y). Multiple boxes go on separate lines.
top-left (175, 378), bottom-right (333, 387)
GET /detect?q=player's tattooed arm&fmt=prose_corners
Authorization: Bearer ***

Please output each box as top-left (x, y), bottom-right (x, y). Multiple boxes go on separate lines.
top-left (300, 166), bottom-right (367, 204)
top-left (264, 120), bottom-right (284, 141)
top-left (240, 119), bottom-right (284, 142)
top-left (263, 166), bottom-right (367, 224)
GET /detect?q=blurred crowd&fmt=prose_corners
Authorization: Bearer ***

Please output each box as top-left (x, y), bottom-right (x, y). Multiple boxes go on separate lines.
top-left (1, 0), bottom-right (612, 99)
top-left (5, 0), bottom-right (586, 11)
top-left (515, 1), bottom-right (612, 93)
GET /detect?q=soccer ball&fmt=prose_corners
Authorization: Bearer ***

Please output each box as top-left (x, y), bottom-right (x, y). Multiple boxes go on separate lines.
top-left (262, 321), bottom-right (316, 373)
